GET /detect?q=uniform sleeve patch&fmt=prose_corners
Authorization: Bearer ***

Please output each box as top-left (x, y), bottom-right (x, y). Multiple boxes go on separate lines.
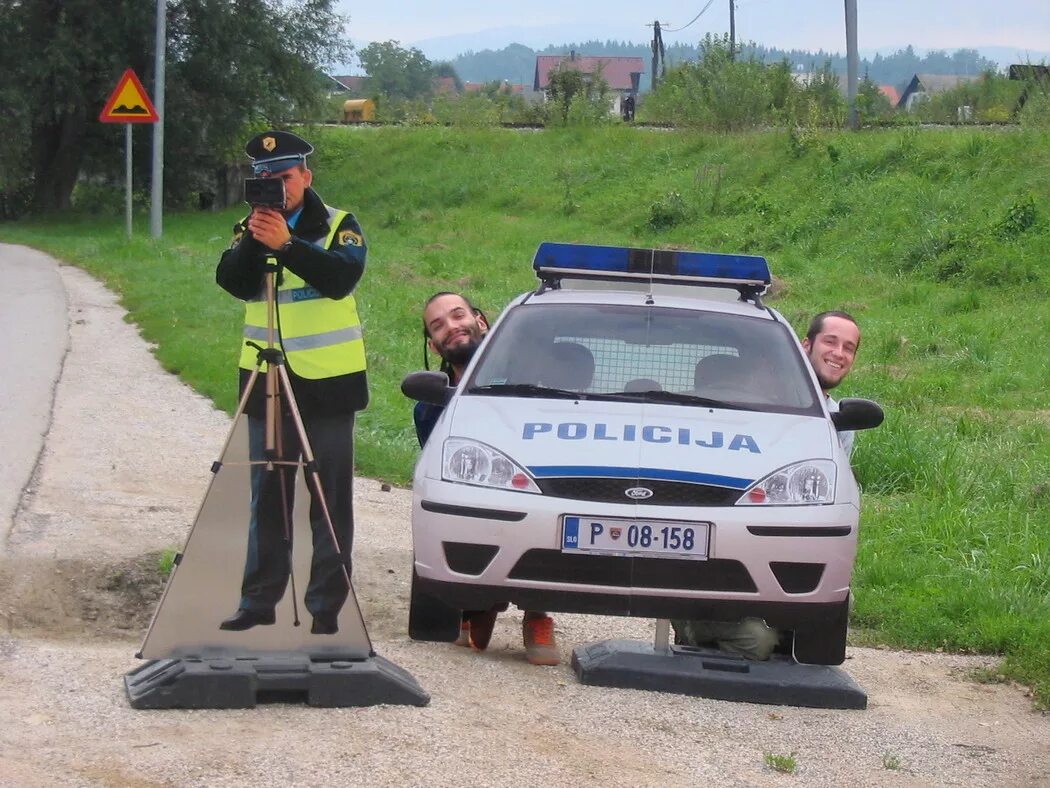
top-left (338, 229), bottom-right (363, 247)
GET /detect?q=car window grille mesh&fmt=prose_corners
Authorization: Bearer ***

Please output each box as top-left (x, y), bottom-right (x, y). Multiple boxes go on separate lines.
top-left (558, 337), bottom-right (735, 393)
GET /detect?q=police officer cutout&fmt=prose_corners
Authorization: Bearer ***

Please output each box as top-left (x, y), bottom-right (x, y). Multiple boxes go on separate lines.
top-left (216, 130), bottom-right (368, 635)
top-left (416, 292), bottom-right (561, 666)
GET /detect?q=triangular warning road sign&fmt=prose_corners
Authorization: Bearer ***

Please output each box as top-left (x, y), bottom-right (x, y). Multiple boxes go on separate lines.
top-left (100, 68), bottom-right (159, 123)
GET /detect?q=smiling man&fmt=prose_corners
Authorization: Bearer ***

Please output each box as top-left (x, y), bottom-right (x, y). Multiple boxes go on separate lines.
top-left (414, 291), bottom-right (561, 666)
top-left (673, 309), bottom-right (864, 660)
top-left (801, 310), bottom-right (861, 456)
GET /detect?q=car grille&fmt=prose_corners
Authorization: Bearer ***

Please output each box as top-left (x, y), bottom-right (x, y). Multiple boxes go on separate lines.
top-left (534, 477), bottom-right (742, 506)
top-left (508, 549), bottom-right (756, 592)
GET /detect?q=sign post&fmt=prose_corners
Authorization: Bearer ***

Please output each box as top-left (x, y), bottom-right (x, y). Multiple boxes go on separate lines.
top-left (100, 69), bottom-right (159, 239)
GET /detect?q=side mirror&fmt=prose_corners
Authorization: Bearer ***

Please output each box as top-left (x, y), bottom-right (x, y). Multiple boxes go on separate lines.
top-left (831, 398), bottom-right (885, 432)
top-left (401, 370), bottom-right (454, 406)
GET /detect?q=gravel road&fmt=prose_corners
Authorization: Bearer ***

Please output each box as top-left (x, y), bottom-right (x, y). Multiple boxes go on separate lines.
top-left (0, 258), bottom-right (1047, 787)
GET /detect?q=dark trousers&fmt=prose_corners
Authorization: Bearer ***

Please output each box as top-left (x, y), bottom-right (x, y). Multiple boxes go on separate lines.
top-left (239, 413), bottom-right (355, 617)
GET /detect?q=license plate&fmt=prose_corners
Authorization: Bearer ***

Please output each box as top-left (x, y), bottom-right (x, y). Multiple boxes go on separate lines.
top-left (562, 515), bottom-right (710, 559)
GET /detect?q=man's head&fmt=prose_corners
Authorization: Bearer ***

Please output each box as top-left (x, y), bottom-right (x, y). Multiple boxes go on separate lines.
top-left (422, 292), bottom-right (488, 373)
top-left (801, 311), bottom-right (860, 393)
top-left (245, 130), bottom-right (314, 213)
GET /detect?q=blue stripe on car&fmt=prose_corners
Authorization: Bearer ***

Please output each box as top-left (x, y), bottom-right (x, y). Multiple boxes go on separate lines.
top-left (527, 465), bottom-right (752, 489)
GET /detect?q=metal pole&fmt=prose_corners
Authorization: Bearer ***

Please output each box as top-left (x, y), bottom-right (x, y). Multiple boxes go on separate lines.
top-left (150, 0), bottom-right (166, 238)
top-left (125, 124), bottom-right (133, 239)
top-left (651, 21), bottom-right (659, 92)
top-left (654, 619), bottom-right (671, 653)
top-left (845, 0), bottom-right (859, 129)
top-left (729, 0), bottom-right (736, 61)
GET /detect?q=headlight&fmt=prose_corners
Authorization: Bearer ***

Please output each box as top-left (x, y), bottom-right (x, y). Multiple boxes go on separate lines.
top-left (442, 438), bottom-right (541, 493)
top-left (736, 460), bottom-right (837, 505)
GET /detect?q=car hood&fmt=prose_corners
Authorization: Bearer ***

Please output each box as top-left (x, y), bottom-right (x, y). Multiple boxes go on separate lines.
top-left (444, 395), bottom-right (836, 491)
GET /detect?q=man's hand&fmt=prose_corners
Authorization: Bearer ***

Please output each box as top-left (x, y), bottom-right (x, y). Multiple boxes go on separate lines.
top-left (247, 207), bottom-right (292, 251)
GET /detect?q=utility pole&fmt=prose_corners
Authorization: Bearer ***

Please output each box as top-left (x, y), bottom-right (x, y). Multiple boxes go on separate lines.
top-left (845, 0), bottom-right (859, 129)
top-left (150, 0), bottom-right (166, 237)
top-left (729, 0), bottom-right (736, 61)
top-left (650, 21), bottom-right (665, 91)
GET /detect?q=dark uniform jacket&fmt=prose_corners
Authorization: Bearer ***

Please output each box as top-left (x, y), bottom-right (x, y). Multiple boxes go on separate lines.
top-left (216, 186), bottom-right (368, 418)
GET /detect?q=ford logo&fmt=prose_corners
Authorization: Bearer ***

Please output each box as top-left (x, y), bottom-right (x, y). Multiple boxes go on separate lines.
top-left (625, 487), bottom-right (654, 500)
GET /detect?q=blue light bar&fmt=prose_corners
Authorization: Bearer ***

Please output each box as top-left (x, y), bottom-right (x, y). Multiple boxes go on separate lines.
top-left (533, 242), bottom-right (771, 287)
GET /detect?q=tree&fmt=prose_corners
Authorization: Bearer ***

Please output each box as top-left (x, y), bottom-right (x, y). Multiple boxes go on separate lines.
top-left (432, 61), bottom-right (463, 92)
top-left (358, 40), bottom-right (433, 99)
top-left (545, 61), bottom-right (610, 125)
top-left (0, 0), bottom-right (351, 214)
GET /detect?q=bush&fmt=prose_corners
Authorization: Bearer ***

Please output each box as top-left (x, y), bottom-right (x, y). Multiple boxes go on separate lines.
top-left (648, 190), bottom-right (689, 229)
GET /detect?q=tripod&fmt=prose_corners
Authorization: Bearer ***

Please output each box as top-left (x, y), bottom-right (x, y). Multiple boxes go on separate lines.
top-left (214, 259), bottom-right (353, 630)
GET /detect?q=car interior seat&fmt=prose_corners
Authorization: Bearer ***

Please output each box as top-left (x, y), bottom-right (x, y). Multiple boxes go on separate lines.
top-left (539, 342), bottom-right (595, 391)
top-left (693, 353), bottom-right (750, 395)
top-left (624, 377), bottom-right (663, 393)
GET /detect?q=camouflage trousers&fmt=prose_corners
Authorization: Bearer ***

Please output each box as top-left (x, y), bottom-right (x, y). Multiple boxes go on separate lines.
top-left (671, 617), bottom-right (779, 661)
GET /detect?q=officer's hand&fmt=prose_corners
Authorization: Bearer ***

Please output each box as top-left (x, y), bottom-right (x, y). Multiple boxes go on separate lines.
top-left (247, 208), bottom-right (292, 251)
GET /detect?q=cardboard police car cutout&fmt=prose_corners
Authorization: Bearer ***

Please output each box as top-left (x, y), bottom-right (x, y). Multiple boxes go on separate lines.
top-left (403, 243), bottom-right (883, 667)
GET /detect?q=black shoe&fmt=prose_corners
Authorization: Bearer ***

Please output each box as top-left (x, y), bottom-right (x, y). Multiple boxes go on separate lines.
top-left (219, 608), bottom-right (276, 631)
top-left (311, 612), bottom-right (339, 635)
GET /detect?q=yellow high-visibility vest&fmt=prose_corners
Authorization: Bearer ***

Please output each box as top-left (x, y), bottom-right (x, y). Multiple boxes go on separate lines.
top-left (239, 207), bottom-right (366, 379)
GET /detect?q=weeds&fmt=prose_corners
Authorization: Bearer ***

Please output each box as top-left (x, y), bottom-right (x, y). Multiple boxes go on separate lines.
top-left (882, 752), bottom-right (903, 770)
top-left (764, 752), bottom-right (798, 774)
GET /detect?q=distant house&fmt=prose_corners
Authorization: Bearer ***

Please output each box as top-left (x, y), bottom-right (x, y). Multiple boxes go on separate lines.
top-left (897, 74), bottom-right (976, 111)
top-left (433, 76), bottom-right (458, 95)
top-left (464, 81), bottom-right (526, 94)
top-left (330, 75), bottom-right (370, 95)
top-left (879, 85), bottom-right (901, 106)
top-left (534, 52), bottom-right (645, 116)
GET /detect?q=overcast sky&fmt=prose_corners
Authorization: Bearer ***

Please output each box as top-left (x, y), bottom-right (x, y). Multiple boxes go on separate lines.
top-left (337, 0), bottom-right (1049, 58)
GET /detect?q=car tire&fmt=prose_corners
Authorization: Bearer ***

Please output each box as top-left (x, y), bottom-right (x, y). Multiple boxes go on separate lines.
top-left (791, 594), bottom-right (850, 666)
top-left (408, 568), bottom-right (462, 642)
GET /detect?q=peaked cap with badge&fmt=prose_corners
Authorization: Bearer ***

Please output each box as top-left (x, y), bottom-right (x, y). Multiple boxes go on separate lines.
top-left (245, 130), bottom-right (314, 176)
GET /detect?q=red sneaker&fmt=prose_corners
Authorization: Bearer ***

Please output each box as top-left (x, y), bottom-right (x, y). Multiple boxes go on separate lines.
top-left (522, 614), bottom-right (560, 666)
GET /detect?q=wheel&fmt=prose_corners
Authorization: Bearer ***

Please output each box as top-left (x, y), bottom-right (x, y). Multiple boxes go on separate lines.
top-left (408, 568), bottom-right (462, 642)
top-left (791, 594), bottom-right (850, 666)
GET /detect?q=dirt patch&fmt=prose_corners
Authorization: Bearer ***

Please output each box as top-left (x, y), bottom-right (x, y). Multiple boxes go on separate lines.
top-left (1, 553), bottom-right (167, 639)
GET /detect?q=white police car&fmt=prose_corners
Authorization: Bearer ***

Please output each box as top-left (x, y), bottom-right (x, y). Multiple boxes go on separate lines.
top-left (402, 243), bottom-right (883, 665)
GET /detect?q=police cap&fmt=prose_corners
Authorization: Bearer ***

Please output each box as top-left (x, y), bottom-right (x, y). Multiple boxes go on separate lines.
top-left (245, 130), bottom-right (314, 176)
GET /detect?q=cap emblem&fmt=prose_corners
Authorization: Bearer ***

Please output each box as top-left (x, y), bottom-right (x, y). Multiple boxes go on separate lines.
top-left (262, 136), bottom-right (277, 152)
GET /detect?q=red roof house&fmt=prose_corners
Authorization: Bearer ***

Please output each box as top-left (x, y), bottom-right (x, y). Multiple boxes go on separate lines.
top-left (878, 85), bottom-right (900, 106)
top-left (533, 53), bottom-right (645, 93)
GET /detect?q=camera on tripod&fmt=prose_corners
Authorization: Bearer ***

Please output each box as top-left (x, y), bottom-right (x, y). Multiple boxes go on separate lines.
top-left (244, 177), bottom-right (287, 210)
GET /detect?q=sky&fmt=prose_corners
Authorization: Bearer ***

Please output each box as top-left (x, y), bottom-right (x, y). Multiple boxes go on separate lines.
top-left (336, 0), bottom-right (1049, 63)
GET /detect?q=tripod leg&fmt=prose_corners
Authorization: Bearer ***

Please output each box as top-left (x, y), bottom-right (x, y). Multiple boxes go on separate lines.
top-left (275, 364), bottom-right (353, 596)
top-left (272, 405), bottom-right (302, 628)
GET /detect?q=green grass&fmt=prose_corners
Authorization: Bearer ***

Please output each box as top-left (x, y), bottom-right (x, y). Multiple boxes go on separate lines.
top-left (2, 125), bottom-right (1048, 705)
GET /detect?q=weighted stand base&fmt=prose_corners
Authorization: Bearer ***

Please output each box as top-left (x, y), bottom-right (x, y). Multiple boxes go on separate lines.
top-left (125, 653), bottom-right (430, 709)
top-left (572, 639), bottom-right (866, 710)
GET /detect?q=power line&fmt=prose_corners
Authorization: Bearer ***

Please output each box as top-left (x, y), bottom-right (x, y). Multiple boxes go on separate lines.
top-left (662, 0), bottom-right (717, 33)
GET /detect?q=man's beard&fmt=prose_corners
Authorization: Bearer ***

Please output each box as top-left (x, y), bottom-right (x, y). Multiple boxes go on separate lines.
top-left (440, 336), bottom-right (482, 367)
top-left (815, 370), bottom-right (842, 391)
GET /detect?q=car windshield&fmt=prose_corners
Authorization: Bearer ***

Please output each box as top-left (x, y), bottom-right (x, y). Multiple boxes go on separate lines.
top-left (464, 302), bottom-right (822, 416)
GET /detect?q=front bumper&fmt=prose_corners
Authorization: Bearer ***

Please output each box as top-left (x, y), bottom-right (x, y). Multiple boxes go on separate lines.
top-left (412, 477), bottom-right (859, 626)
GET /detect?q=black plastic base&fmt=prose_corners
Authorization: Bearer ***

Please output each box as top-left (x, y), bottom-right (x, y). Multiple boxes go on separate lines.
top-left (571, 639), bottom-right (866, 710)
top-left (125, 653), bottom-right (430, 709)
